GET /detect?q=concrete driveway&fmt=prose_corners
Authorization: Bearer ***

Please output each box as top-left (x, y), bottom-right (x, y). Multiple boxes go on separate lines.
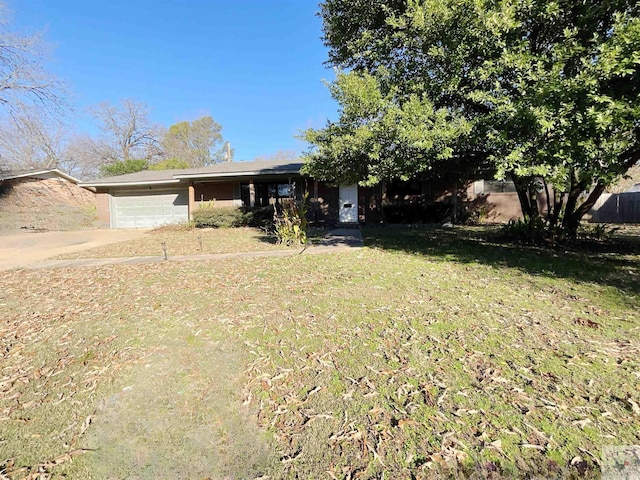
top-left (0, 229), bottom-right (149, 271)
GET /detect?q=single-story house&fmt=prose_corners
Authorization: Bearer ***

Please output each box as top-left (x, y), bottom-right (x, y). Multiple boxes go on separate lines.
top-left (81, 159), bottom-right (532, 229)
top-left (80, 159), bottom-right (361, 229)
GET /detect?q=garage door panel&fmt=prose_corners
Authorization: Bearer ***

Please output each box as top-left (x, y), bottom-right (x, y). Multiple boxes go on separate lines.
top-left (111, 190), bottom-right (188, 229)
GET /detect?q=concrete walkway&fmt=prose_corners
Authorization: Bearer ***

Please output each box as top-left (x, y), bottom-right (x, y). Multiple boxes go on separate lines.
top-left (0, 228), bottom-right (150, 271)
top-left (13, 228), bottom-right (364, 271)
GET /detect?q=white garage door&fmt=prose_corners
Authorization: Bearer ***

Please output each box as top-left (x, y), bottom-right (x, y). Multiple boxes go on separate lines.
top-left (111, 190), bottom-right (189, 229)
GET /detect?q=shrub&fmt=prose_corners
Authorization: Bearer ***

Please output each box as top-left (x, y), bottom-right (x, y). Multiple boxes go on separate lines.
top-left (273, 194), bottom-right (309, 246)
top-left (577, 223), bottom-right (618, 241)
top-left (193, 206), bottom-right (244, 228)
top-left (500, 217), bottom-right (620, 245)
top-left (242, 205), bottom-right (275, 229)
top-left (500, 217), bottom-right (549, 244)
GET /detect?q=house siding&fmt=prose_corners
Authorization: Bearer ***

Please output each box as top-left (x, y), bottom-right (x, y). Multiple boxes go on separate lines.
top-left (194, 182), bottom-right (236, 207)
top-left (464, 182), bottom-right (548, 223)
top-left (96, 192), bottom-right (111, 228)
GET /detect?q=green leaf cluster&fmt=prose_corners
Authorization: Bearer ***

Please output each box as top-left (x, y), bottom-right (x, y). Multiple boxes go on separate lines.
top-left (148, 158), bottom-right (190, 170)
top-left (100, 158), bottom-right (149, 177)
top-left (162, 116), bottom-right (230, 167)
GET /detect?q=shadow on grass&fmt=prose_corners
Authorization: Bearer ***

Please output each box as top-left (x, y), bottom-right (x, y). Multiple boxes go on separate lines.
top-left (362, 225), bottom-right (640, 304)
top-left (254, 227), bottom-right (330, 247)
top-left (255, 234), bottom-right (279, 245)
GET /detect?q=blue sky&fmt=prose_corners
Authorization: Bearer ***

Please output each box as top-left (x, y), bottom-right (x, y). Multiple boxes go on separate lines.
top-left (11, 0), bottom-right (337, 161)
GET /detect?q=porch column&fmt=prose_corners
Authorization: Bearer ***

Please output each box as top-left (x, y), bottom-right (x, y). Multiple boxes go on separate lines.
top-left (249, 179), bottom-right (255, 207)
top-left (188, 183), bottom-right (195, 220)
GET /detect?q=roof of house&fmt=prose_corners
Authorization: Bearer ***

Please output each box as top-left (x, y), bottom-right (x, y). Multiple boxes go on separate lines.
top-left (0, 168), bottom-right (81, 184)
top-left (80, 159), bottom-right (305, 187)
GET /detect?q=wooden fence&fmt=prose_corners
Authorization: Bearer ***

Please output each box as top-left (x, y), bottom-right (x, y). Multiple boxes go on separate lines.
top-left (589, 192), bottom-right (640, 223)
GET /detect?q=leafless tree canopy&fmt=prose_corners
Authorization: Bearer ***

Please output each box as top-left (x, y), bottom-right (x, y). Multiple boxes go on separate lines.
top-left (0, 7), bottom-right (235, 180)
top-left (59, 134), bottom-right (106, 179)
top-left (0, 4), bottom-right (65, 118)
top-left (253, 149), bottom-right (300, 162)
top-left (0, 3), bottom-right (68, 175)
top-left (89, 98), bottom-right (163, 163)
top-left (0, 111), bottom-right (104, 180)
top-left (0, 108), bottom-right (65, 170)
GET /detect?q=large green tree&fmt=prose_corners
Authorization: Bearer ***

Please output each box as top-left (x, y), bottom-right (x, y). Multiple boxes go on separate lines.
top-left (304, 0), bottom-right (640, 237)
top-left (161, 116), bottom-right (231, 167)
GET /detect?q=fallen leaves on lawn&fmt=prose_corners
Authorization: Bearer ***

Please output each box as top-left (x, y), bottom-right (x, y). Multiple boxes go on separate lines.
top-left (0, 267), bottom-right (166, 478)
top-left (1, 230), bottom-right (639, 479)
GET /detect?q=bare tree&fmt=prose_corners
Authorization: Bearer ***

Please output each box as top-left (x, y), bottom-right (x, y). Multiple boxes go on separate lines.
top-left (0, 3), bottom-right (65, 118)
top-left (253, 149), bottom-right (300, 162)
top-left (58, 134), bottom-right (107, 180)
top-left (0, 107), bottom-right (66, 171)
top-left (89, 98), bottom-right (162, 163)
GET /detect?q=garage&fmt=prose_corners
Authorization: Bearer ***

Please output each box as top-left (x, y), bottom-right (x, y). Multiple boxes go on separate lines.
top-left (111, 190), bottom-right (189, 229)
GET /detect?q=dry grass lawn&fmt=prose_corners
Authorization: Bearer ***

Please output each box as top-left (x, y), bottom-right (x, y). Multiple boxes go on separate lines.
top-left (54, 226), bottom-right (287, 259)
top-left (1, 226), bottom-right (638, 479)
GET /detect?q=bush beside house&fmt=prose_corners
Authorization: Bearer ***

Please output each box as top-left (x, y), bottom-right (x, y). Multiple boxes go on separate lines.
top-left (192, 205), bottom-right (276, 229)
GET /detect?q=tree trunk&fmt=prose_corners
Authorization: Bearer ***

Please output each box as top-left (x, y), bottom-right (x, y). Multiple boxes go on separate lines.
top-left (511, 174), bottom-right (543, 240)
top-left (561, 171), bottom-right (586, 239)
top-left (562, 146), bottom-right (640, 238)
top-left (563, 181), bottom-right (606, 237)
top-left (512, 175), bottom-right (535, 220)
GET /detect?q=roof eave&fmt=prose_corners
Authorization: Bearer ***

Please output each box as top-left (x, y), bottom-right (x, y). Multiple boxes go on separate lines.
top-left (79, 179), bottom-right (182, 188)
top-left (175, 169), bottom-right (303, 179)
top-left (0, 168), bottom-right (81, 184)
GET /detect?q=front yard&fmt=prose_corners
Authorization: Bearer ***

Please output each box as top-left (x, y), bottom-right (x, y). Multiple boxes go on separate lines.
top-left (54, 226), bottom-right (287, 259)
top-left (1, 226), bottom-right (638, 478)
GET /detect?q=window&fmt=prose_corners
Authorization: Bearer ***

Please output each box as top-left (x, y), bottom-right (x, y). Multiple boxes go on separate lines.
top-left (239, 181), bottom-right (299, 207)
top-left (240, 183), bottom-right (250, 206)
top-left (278, 183), bottom-right (293, 197)
top-left (474, 179), bottom-right (517, 194)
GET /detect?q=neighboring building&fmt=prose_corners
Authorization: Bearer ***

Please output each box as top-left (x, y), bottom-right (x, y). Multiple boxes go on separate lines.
top-left (0, 169), bottom-right (96, 230)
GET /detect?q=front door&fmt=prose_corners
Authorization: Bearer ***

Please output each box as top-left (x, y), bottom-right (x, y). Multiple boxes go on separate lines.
top-left (338, 184), bottom-right (358, 223)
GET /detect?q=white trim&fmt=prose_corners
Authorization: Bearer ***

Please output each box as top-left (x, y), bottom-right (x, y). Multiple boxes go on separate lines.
top-left (1, 168), bottom-right (81, 184)
top-left (81, 179), bottom-right (181, 187)
top-left (174, 169), bottom-right (301, 179)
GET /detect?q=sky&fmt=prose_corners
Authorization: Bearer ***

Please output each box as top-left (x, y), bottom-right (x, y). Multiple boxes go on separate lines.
top-left (10, 0), bottom-right (338, 161)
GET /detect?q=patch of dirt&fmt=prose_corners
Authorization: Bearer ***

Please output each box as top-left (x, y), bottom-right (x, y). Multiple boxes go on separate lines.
top-left (83, 339), bottom-right (274, 480)
top-left (0, 178), bottom-right (97, 231)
